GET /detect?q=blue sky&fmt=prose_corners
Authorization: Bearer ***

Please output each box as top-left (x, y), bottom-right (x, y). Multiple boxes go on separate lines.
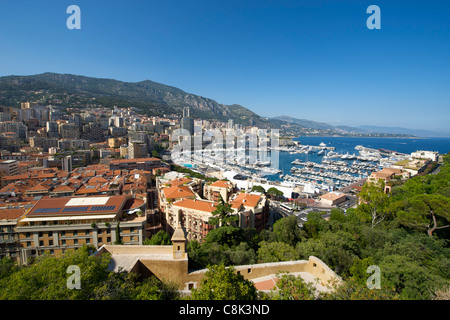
top-left (0, 0), bottom-right (449, 133)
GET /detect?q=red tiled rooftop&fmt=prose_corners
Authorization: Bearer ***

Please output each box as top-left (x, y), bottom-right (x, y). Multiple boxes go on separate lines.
top-left (168, 177), bottom-right (192, 187)
top-left (231, 193), bottom-right (261, 209)
top-left (172, 199), bottom-right (218, 213)
top-left (210, 180), bottom-right (232, 188)
top-left (122, 198), bottom-right (146, 211)
top-left (0, 208), bottom-right (26, 220)
top-left (163, 185), bottom-right (195, 199)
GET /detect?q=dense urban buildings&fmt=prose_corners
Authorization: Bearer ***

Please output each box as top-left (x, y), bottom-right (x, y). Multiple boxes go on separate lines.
top-left (0, 101), bottom-right (442, 272)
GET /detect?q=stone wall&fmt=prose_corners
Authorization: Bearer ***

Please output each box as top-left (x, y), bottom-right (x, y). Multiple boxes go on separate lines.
top-left (95, 245), bottom-right (342, 291)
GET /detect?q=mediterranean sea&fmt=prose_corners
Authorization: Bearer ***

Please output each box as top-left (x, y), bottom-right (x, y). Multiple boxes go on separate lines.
top-left (271, 136), bottom-right (450, 182)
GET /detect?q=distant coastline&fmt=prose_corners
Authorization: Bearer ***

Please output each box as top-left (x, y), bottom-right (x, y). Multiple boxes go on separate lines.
top-left (284, 134), bottom-right (429, 139)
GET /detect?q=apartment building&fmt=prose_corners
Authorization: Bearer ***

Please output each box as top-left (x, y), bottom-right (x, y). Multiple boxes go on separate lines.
top-left (169, 199), bottom-right (218, 241)
top-left (204, 180), bottom-right (235, 202)
top-left (128, 140), bottom-right (148, 159)
top-left (17, 195), bottom-right (147, 263)
top-left (0, 160), bottom-right (19, 176)
top-left (157, 172), bottom-right (269, 240)
top-left (0, 208), bottom-right (26, 262)
top-left (230, 192), bottom-right (269, 231)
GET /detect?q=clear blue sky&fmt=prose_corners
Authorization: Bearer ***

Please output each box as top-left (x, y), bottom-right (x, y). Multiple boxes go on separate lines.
top-left (0, 0), bottom-right (449, 133)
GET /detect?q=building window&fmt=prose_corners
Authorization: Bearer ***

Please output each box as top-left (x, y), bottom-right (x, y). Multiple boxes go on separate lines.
top-left (61, 240), bottom-right (66, 245)
top-left (74, 239), bottom-right (78, 245)
top-left (49, 240), bottom-right (53, 246)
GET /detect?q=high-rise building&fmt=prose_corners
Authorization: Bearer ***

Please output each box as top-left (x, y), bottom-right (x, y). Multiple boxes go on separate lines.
top-left (128, 141), bottom-right (148, 159)
top-left (181, 107), bottom-right (194, 136)
top-left (62, 155), bottom-right (73, 172)
top-left (0, 121), bottom-right (27, 140)
top-left (21, 102), bottom-right (31, 109)
top-left (58, 123), bottom-right (80, 139)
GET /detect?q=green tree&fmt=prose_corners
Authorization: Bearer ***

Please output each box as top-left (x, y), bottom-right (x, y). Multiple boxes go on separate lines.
top-left (267, 187), bottom-right (284, 199)
top-left (92, 271), bottom-right (138, 300)
top-left (251, 185), bottom-right (266, 194)
top-left (133, 276), bottom-right (180, 300)
top-left (395, 194), bottom-right (450, 237)
top-left (349, 257), bottom-right (376, 286)
top-left (329, 207), bottom-right (346, 223)
top-left (143, 230), bottom-right (172, 245)
top-left (225, 242), bottom-right (257, 266)
top-left (209, 194), bottom-right (237, 227)
top-left (268, 273), bottom-right (317, 300)
top-left (114, 222), bottom-right (123, 245)
top-left (320, 277), bottom-right (399, 300)
top-left (273, 215), bottom-right (302, 246)
top-left (0, 258), bottom-right (16, 280)
top-left (357, 180), bottom-right (390, 228)
top-left (190, 264), bottom-right (257, 300)
top-left (257, 241), bottom-right (299, 263)
top-left (0, 245), bottom-right (111, 300)
top-left (302, 212), bottom-right (327, 238)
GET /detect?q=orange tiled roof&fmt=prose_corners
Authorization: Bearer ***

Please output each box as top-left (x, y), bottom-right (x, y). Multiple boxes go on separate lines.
top-left (75, 183), bottom-right (102, 194)
top-left (210, 180), bottom-right (232, 188)
top-left (26, 182), bottom-right (51, 192)
top-left (231, 193), bottom-right (261, 209)
top-left (172, 199), bottom-right (218, 213)
top-left (0, 208), bottom-right (26, 220)
top-left (52, 184), bottom-right (75, 193)
top-left (0, 182), bottom-right (32, 194)
top-left (168, 177), bottom-right (192, 187)
top-left (163, 185), bottom-right (195, 199)
top-left (88, 176), bottom-right (108, 183)
top-left (2, 174), bottom-right (30, 181)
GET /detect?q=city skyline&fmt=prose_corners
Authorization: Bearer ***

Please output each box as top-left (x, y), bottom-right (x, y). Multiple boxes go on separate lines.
top-left (0, 0), bottom-right (449, 133)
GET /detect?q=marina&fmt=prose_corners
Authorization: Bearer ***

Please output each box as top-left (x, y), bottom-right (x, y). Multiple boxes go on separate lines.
top-left (171, 138), bottom-right (412, 195)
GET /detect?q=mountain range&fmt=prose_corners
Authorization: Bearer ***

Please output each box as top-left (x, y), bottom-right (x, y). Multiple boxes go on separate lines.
top-left (0, 72), bottom-right (446, 137)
